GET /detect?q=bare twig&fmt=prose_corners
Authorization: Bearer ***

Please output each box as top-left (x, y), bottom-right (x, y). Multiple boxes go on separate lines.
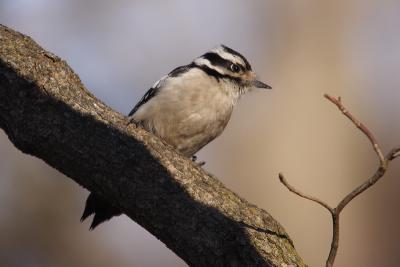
top-left (279, 173), bottom-right (332, 213)
top-left (323, 94), bottom-right (385, 163)
top-left (388, 146), bottom-right (400, 161)
top-left (279, 94), bottom-right (400, 267)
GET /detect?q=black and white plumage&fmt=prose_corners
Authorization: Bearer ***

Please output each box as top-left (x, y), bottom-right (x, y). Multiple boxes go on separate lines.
top-left (81, 45), bottom-right (271, 229)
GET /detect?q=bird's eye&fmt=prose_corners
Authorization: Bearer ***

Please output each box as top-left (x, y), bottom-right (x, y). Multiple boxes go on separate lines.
top-left (230, 64), bottom-right (241, 73)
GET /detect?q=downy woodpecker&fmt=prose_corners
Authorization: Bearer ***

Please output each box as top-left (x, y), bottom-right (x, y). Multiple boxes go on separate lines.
top-left (81, 45), bottom-right (271, 229)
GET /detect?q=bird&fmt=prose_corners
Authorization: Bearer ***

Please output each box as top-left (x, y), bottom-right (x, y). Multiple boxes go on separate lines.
top-left (80, 44), bottom-right (271, 230)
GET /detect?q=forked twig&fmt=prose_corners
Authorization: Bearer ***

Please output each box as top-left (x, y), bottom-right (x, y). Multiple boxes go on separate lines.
top-left (279, 94), bottom-right (400, 267)
top-left (278, 174), bottom-right (332, 213)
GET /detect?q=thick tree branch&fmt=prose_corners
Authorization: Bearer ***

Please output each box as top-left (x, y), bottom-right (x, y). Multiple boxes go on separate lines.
top-left (279, 94), bottom-right (399, 267)
top-left (0, 25), bottom-right (305, 266)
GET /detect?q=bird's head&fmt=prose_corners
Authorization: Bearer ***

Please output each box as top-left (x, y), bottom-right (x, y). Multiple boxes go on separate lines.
top-left (194, 44), bottom-right (271, 95)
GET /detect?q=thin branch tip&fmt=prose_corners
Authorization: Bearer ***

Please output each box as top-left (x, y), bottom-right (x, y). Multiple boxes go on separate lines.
top-left (278, 172), bottom-right (333, 213)
top-left (388, 147), bottom-right (400, 161)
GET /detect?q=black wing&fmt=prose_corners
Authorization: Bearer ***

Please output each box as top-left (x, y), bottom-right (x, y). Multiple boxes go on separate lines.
top-left (128, 86), bottom-right (159, 116)
top-left (168, 63), bottom-right (193, 77)
top-left (128, 64), bottom-right (192, 116)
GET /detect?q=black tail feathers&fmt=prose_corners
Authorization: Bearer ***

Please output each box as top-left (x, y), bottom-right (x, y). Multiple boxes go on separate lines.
top-left (81, 193), bottom-right (122, 230)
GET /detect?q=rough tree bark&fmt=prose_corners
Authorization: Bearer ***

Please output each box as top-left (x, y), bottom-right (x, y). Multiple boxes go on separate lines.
top-left (0, 24), bottom-right (305, 267)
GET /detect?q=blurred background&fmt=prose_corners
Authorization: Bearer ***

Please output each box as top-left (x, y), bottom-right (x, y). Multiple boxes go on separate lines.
top-left (1, 0), bottom-right (400, 266)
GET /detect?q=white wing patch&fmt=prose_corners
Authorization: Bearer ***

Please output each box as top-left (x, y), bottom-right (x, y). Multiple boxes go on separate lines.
top-left (128, 76), bottom-right (167, 116)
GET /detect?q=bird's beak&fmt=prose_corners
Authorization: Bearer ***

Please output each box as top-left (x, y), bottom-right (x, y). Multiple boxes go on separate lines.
top-left (252, 79), bottom-right (272, 89)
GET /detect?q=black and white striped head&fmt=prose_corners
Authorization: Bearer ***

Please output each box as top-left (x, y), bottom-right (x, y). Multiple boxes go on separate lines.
top-left (193, 45), bottom-right (271, 92)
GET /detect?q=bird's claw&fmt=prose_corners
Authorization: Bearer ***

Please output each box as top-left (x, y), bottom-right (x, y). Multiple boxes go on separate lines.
top-left (191, 155), bottom-right (205, 166)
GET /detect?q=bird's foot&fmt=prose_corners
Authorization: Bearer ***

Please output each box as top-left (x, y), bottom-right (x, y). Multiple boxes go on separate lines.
top-left (191, 155), bottom-right (205, 166)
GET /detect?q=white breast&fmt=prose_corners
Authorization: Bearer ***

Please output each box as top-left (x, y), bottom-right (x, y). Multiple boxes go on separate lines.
top-left (132, 68), bottom-right (238, 156)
